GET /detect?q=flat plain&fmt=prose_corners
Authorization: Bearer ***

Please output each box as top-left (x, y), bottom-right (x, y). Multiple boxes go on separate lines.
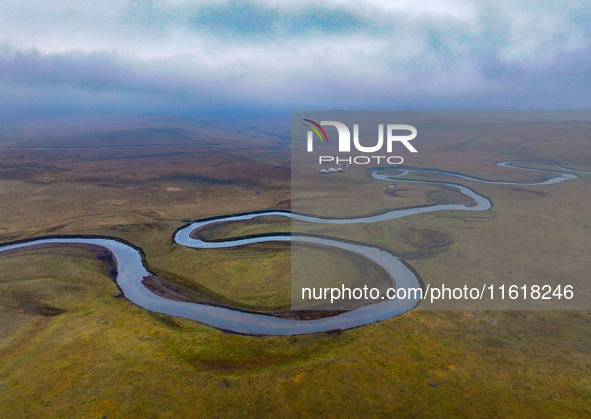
top-left (0, 115), bottom-right (590, 417)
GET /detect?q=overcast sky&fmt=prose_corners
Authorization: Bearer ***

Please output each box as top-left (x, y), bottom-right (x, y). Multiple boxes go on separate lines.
top-left (1, 0), bottom-right (590, 117)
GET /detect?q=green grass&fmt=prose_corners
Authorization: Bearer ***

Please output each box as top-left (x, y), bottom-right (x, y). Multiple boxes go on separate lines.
top-left (0, 249), bottom-right (590, 417)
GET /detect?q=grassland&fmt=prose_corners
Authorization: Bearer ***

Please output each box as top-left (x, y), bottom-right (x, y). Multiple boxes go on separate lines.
top-left (0, 115), bottom-right (590, 417)
top-left (1, 248), bottom-right (589, 417)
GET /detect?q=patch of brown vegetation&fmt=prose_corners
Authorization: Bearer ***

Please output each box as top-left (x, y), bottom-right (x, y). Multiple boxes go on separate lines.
top-left (1, 291), bottom-right (67, 317)
top-left (400, 227), bottom-right (453, 258)
top-left (384, 187), bottom-right (412, 197)
top-left (189, 354), bottom-right (291, 373)
top-left (141, 274), bottom-right (198, 303)
top-left (1, 242), bottom-right (118, 279)
top-left (275, 199), bottom-right (291, 208)
top-left (507, 187), bottom-right (547, 197)
top-left (147, 312), bottom-right (184, 329)
top-left (425, 185), bottom-right (477, 207)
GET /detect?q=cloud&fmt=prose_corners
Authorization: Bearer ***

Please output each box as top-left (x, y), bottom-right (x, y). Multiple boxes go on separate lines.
top-left (0, 0), bottom-right (589, 116)
top-left (188, 1), bottom-right (367, 38)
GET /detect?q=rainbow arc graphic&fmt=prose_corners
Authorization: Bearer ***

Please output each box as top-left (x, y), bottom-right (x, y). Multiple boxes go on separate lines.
top-left (302, 119), bottom-right (328, 143)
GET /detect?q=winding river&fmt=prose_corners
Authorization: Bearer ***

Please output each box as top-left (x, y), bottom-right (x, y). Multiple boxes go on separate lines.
top-left (0, 161), bottom-right (587, 335)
